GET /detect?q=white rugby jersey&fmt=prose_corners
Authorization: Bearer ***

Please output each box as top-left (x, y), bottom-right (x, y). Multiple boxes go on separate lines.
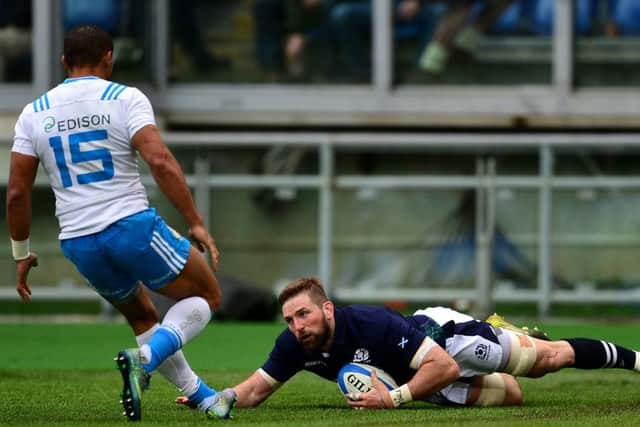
top-left (12, 76), bottom-right (154, 239)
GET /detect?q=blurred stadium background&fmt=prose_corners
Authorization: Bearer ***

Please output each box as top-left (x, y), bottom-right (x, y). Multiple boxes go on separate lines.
top-left (2, 0), bottom-right (640, 321)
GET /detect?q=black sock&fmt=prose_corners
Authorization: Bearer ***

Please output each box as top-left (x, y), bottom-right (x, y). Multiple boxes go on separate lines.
top-left (565, 338), bottom-right (637, 370)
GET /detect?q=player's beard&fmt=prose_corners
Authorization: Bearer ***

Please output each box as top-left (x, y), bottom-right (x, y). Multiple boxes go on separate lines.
top-left (299, 317), bottom-right (331, 353)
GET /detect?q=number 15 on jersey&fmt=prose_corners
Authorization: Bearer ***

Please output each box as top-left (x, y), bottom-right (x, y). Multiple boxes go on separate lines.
top-left (48, 129), bottom-right (114, 188)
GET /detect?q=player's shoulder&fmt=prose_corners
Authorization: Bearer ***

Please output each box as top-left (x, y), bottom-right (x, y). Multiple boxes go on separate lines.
top-left (25, 90), bottom-right (53, 115)
top-left (344, 305), bottom-right (414, 335)
top-left (344, 305), bottom-right (397, 322)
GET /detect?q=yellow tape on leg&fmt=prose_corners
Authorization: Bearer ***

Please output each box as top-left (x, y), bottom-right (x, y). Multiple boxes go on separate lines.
top-left (474, 373), bottom-right (506, 406)
top-left (504, 331), bottom-right (537, 376)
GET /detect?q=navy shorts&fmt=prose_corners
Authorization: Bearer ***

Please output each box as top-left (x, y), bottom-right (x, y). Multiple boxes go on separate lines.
top-left (60, 208), bottom-right (191, 302)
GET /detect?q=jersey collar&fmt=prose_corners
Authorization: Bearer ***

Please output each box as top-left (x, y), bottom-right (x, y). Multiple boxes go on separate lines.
top-left (63, 76), bottom-right (100, 84)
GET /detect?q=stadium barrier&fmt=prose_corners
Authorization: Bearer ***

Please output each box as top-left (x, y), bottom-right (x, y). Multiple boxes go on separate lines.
top-left (3, 131), bottom-right (640, 316)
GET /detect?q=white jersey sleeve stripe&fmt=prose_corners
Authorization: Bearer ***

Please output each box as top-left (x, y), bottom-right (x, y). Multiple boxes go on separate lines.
top-left (110, 84), bottom-right (125, 100)
top-left (108, 84), bottom-right (124, 100)
top-left (44, 93), bottom-right (50, 109)
top-left (38, 96), bottom-right (44, 111)
top-left (101, 82), bottom-right (116, 100)
top-left (32, 99), bottom-right (38, 112)
top-left (106, 84), bottom-right (119, 100)
top-left (112, 85), bottom-right (127, 100)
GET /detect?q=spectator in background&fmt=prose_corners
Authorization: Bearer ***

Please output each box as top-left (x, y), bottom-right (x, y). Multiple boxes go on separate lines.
top-left (329, 0), bottom-right (434, 82)
top-left (171, 0), bottom-right (230, 75)
top-left (254, 0), bottom-right (340, 81)
top-left (0, 0), bottom-right (31, 81)
top-left (418, 0), bottom-right (514, 76)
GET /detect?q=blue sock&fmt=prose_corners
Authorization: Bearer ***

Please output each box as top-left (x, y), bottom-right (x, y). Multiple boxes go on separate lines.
top-left (143, 326), bottom-right (181, 373)
top-left (188, 377), bottom-right (217, 408)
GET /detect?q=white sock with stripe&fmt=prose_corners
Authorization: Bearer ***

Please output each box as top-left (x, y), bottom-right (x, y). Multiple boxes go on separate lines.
top-left (136, 323), bottom-right (200, 396)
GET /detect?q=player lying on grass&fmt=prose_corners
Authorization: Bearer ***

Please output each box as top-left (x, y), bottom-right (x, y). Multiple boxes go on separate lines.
top-left (179, 276), bottom-right (640, 412)
top-left (6, 25), bottom-right (231, 421)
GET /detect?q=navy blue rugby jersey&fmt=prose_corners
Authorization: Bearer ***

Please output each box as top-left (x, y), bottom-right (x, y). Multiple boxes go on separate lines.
top-left (261, 305), bottom-right (446, 385)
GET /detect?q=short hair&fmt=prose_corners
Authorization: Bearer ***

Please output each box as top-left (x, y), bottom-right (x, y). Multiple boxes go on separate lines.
top-left (278, 277), bottom-right (329, 307)
top-left (63, 25), bottom-right (113, 69)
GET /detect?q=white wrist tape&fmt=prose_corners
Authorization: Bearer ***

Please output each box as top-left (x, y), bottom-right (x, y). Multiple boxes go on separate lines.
top-left (11, 238), bottom-right (30, 260)
top-left (390, 384), bottom-right (413, 407)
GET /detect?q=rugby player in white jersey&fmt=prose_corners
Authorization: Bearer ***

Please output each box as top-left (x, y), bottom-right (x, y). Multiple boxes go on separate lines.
top-left (6, 25), bottom-right (233, 421)
top-left (178, 277), bottom-right (640, 415)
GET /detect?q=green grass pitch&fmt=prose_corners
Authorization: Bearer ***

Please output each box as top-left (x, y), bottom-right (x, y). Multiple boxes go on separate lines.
top-left (0, 321), bottom-right (638, 426)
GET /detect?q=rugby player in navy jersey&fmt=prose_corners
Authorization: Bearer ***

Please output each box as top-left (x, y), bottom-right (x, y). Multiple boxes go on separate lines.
top-left (179, 276), bottom-right (640, 413)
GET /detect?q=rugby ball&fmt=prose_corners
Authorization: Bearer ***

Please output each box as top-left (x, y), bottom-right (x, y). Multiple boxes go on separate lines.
top-left (337, 363), bottom-right (398, 395)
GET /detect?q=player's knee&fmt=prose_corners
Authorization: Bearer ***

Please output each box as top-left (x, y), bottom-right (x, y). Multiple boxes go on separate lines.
top-left (501, 375), bottom-right (523, 406)
top-left (181, 253), bottom-right (222, 310)
top-left (201, 284), bottom-right (221, 311)
top-left (472, 373), bottom-right (521, 407)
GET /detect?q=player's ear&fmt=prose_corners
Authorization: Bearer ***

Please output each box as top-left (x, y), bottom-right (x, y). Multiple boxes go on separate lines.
top-left (322, 300), bottom-right (334, 319)
top-left (61, 55), bottom-right (68, 70)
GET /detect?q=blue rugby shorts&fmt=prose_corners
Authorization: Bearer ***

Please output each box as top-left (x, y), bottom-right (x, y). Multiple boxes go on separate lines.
top-left (60, 208), bottom-right (191, 302)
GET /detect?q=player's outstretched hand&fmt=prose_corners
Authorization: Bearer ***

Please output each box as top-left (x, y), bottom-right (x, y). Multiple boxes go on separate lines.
top-left (16, 252), bottom-right (38, 303)
top-left (346, 370), bottom-right (394, 409)
top-left (175, 396), bottom-right (197, 409)
top-left (188, 224), bottom-right (220, 271)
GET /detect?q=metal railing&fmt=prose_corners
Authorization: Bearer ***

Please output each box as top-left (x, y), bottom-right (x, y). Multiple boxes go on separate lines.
top-left (3, 131), bottom-right (640, 316)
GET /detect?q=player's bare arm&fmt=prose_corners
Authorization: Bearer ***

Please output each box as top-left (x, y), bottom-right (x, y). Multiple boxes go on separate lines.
top-left (233, 369), bottom-right (279, 407)
top-left (6, 152), bottom-right (40, 303)
top-left (131, 124), bottom-right (219, 269)
top-left (347, 340), bottom-right (460, 409)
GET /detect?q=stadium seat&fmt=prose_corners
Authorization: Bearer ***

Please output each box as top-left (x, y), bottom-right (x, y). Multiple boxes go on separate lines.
top-left (528, 0), bottom-right (597, 35)
top-left (395, 23), bottom-right (421, 40)
top-left (611, 0), bottom-right (640, 35)
top-left (490, 1), bottom-right (522, 34)
top-left (443, 1), bottom-right (523, 35)
top-left (395, 2), bottom-right (448, 40)
top-left (63, 0), bottom-right (121, 33)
